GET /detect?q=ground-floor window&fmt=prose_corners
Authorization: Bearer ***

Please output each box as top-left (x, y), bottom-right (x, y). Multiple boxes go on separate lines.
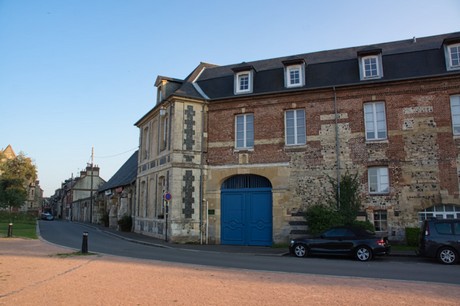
top-left (419, 204), bottom-right (460, 222)
top-left (373, 210), bottom-right (387, 231)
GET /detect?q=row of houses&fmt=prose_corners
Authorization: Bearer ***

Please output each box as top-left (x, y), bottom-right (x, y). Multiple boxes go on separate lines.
top-left (53, 31), bottom-right (460, 246)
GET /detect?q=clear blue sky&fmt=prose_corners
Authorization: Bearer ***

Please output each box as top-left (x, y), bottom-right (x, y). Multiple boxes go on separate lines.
top-left (1, 0), bottom-right (459, 197)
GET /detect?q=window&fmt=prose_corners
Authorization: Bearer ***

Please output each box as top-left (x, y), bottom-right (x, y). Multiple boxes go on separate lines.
top-left (285, 109), bottom-right (306, 145)
top-left (374, 210), bottom-right (388, 231)
top-left (363, 56), bottom-right (379, 78)
top-left (446, 43), bottom-right (460, 70)
top-left (435, 222), bottom-right (453, 235)
top-left (157, 86), bottom-right (163, 103)
top-left (419, 204), bottom-right (460, 222)
top-left (142, 126), bottom-right (149, 160)
top-left (358, 52), bottom-right (383, 80)
top-left (159, 113), bottom-right (168, 151)
top-left (368, 167), bottom-right (389, 194)
top-left (235, 114), bottom-right (254, 149)
top-left (450, 95), bottom-right (460, 135)
top-left (286, 65), bottom-right (304, 87)
top-left (364, 102), bottom-right (387, 140)
top-left (235, 71), bottom-right (253, 94)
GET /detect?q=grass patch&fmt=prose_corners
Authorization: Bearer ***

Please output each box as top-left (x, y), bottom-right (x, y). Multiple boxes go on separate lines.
top-left (0, 222), bottom-right (37, 239)
top-left (0, 211), bottom-right (38, 239)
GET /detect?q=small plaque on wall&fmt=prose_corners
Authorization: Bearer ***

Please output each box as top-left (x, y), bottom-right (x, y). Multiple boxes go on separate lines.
top-left (208, 209), bottom-right (215, 215)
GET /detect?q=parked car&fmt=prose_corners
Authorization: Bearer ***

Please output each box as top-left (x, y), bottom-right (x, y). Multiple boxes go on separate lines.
top-left (289, 226), bottom-right (391, 262)
top-left (41, 212), bottom-right (54, 221)
top-left (418, 218), bottom-right (460, 264)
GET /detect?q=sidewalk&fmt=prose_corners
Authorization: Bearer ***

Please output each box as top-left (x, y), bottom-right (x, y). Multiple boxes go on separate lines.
top-left (81, 222), bottom-right (417, 257)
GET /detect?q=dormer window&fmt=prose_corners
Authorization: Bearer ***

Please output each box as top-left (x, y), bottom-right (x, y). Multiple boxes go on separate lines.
top-left (444, 38), bottom-right (460, 71)
top-left (157, 86), bottom-right (163, 103)
top-left (232, 65), bottom-right (254, 94)
top-left (358, 49), bottom-right (383, 80)
top-left (283, 59), bottom-right (305, 88)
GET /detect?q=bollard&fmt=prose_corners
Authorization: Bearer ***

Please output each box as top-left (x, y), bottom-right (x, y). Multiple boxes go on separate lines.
top-left (81, 231), bottom-right (88, 253)
top-left (7, 223), bottom-right (13, 237)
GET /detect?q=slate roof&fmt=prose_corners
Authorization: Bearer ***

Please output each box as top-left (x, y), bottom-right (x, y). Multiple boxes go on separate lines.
top-left (194, 31), bottom-right (460, 100)
top-left (98, 150), bottom-right (138, 192)
top-left (169, 62), bottom-right (218, 100)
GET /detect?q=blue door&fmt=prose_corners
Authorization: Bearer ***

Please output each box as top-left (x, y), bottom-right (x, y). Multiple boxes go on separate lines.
top-left (221, 175), bottom-right (272, 246)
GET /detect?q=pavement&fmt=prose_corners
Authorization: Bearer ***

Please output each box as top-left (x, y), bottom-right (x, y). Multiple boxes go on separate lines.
top-left (76, 222), bottom-right (417, 258)
top-left (2, 236), bottom-right (456, 306)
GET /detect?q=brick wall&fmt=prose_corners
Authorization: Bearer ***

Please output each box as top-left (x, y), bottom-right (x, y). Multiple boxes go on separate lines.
top-left (207, 75), bottom-right (460, 241)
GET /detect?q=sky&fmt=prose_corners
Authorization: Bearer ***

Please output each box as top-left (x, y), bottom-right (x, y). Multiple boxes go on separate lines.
top-left (0, 0), bottom-right (459, 197)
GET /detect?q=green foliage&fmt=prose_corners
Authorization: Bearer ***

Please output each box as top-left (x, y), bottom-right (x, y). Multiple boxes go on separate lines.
top-left (305, 171), bottom-right (365, 234)
top-left (328, 171), bottom-right (362, 225)
top-left (351, 220), bottom-right (375, 232)
top-left (305, 203), bottom-right (342, 235)
top-left (0, 153), bottom-right (37, 182)
top-left (405, 227), bottom-right (420, 247)
top-left (0, 211), bottom-right (36, 223)
top-left (100, 211), bottom-right (109, 227)
top-left (117, 215), bottom-right (132, 232)
top-left (0, 178), bottom-right (27, 209)
top-left (0, 152), bottom-right (37, 209)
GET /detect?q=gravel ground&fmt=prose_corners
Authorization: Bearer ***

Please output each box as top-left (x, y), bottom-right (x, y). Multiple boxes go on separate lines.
top-left (1, 238), bottom-right (459, 306)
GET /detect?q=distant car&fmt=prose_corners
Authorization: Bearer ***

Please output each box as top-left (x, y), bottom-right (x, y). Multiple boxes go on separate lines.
top-left (289, 226), bottom-right (391, 262)
top-left (41, 212), bottom-right (54, 221)
top-left (418, 218), bottom-right (460, 264)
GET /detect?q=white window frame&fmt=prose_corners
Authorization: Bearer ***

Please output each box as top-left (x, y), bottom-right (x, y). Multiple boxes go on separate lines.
top-left (285, 109), bottom-right (306, 146)
top-left (364, 102), bottom-right (387, 141)
top-left (234, 71), bottom-right (253, 94)
top-left (285, 64), bottom-right (305, 88)
top-left (373, 210), bottom-right (388, 232)
top-left (445, 43), bottom-right (460, 71)
top-left (368, 167), bottom-right (389, 194)
top-left (235, 113), bottom-right (254, 149)
top-left (450, 95), bottom-right (460, 135)
top-left (359, 54), bottom-right (383, 80)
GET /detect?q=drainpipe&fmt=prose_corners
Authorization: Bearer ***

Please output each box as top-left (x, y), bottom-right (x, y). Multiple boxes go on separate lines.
top-left (199, 103), bottom-right (206, 244)
top-left (333, 86), bottom-right (341, 209)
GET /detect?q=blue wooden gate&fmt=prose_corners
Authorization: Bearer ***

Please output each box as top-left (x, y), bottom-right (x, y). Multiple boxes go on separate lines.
top-left (221, 175), bottom-right (272, 246)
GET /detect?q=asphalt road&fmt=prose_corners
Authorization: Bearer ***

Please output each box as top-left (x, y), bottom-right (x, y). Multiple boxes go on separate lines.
top-left (38, 220), bottom-right (460, 285)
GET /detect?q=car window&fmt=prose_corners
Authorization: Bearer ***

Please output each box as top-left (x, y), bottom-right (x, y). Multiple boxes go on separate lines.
top-left (435, 222), bottom-right (453, 235)
top-left (323, 228), bottom-right (354, 238)
top-left (454, 222), bottom-right (460, 235)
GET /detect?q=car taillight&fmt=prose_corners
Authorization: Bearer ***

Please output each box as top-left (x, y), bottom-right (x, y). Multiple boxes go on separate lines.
top-left (377, 238), bottom-right (386, 246)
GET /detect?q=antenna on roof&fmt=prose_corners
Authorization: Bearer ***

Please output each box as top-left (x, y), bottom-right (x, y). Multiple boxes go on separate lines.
top-left (412, 36), bottom-right (417, 43)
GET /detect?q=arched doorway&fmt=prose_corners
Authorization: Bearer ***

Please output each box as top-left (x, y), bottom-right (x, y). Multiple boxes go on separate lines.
top-left (221, 174), bottom-right (272, 246)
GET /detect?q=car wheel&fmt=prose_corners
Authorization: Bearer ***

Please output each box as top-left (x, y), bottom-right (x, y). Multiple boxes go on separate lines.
top-left (293, 244), bottom-right (308, 257)
top-left (355, 246), bottom-right (372, 262)
top-left (437, 247), bottom-right (457, 265)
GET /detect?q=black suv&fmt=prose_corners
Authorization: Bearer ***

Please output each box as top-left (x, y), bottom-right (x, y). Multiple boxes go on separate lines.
top-left (418, 218), bottom-right (460, 264)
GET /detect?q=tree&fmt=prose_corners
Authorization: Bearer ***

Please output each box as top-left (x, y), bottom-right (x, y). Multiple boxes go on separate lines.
top-left (0, 152), bottom-right (37, 210)
top-left (328, 171), bottom-right (362, 225)
top-left (305, 170), bottom-right (373, 233)
top-left (0, 178), bottom-right (27, 209)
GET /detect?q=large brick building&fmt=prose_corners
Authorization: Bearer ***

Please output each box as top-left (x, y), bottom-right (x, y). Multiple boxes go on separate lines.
top-left (135, 32), bottom-right (460, 244)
